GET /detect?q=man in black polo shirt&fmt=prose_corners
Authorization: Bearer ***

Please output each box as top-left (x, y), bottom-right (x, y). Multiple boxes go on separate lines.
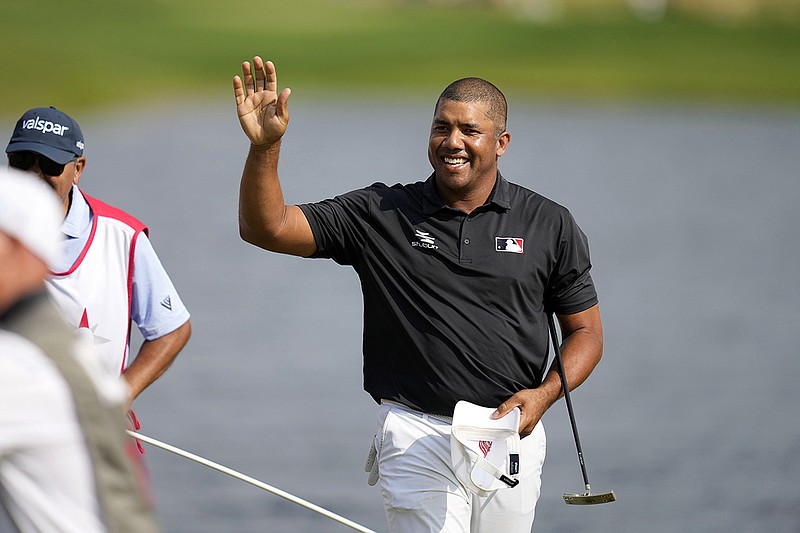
top-left (233, 56), bottom-right (603, 532)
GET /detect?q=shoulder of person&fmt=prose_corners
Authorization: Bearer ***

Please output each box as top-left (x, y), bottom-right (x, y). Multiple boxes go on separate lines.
top-left (507, 181), bottom-right (572, 216)
top-left (79, 188), bottom-right (147, 233)
top-left (371, 180), bottom-right (427, 199)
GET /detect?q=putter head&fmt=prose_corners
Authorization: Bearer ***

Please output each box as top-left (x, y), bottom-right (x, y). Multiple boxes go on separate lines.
top-left (563, 490), bottom-right (616, 505)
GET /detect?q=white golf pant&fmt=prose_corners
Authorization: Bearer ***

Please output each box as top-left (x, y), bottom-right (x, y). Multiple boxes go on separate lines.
top-left (372, 402), bottom-right (546, 533)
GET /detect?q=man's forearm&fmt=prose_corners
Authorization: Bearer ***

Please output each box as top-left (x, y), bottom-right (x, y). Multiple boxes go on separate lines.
top-left (123, 320), bottom-right (191, 404)
top-left (238, 141), bottom-right (317, 257)
top-left (543, 329), bottom-right (602, 401)
top-left (238, 141), bottom-right (287, 246)
top-left (534, 306), bottom-right (604, 407)
top-left (492, 307), bottom-right (603, 437)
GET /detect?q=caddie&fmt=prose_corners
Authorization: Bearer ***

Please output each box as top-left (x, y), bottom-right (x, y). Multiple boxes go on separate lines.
top-left (5, 107), bottom-right (192, 418)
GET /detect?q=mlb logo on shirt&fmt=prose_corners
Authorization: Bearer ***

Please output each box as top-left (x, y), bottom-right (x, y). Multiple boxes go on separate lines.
top-left (495, 237), bottom-right (524, 254)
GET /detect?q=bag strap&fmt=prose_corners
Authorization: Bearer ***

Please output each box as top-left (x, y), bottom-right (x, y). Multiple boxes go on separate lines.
top-left (459, 437), bottom-right (520, 488)
top-left (465, 449), bottom-right (519, 488)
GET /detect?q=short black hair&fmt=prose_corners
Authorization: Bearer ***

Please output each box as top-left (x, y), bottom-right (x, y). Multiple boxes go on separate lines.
top-left (436, 77), bottom-right (507, 136)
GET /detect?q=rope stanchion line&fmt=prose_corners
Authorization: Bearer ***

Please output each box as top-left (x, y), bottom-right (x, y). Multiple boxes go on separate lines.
top-left (127, 430), bottom-right (377, 533)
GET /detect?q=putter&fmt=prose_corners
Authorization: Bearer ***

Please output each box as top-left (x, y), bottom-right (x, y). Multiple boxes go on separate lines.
top-left (547, 313), bottom-right (616, 505)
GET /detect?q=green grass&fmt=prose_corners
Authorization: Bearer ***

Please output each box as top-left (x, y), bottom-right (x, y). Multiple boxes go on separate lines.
top-left (1, 0), bottom-right (799, 117)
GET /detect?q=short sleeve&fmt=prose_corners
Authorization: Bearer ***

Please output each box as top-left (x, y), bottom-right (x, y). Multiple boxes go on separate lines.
top-left (129, 234), bottom-right (190, 340)
top-left (544, 210), bottom-right (598, 315)
top-left (298, 186), bottom-right (374, 266)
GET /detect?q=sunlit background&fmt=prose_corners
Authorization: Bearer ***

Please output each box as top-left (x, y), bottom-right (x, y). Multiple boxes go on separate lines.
top-left (2, 0), bottom-right (799, 115)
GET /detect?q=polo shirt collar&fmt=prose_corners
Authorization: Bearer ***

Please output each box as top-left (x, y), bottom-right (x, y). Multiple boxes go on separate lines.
top-left (422, 171), bottom-right (512, 215)
top-left (61, 184), bottom-right (91, 239)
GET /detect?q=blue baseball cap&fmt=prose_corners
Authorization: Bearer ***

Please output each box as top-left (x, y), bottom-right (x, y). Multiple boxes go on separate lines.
top-left (6, 107), bottom-right (85, 164)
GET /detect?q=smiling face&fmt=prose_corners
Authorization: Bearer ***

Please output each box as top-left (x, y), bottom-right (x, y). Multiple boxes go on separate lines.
top-left (427, 98), bottom-right (510, 213)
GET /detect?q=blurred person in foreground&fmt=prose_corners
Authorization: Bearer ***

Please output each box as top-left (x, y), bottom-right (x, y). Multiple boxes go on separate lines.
top-left (0, 167), bottom-right (158, 532)
top-left (233, 56), bottom-right (604, 532)
top-left (5, 107), bottom-right (191, 422)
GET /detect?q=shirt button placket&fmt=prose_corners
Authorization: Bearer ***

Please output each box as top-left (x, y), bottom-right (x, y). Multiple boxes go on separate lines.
top-left (459, 217), bottom-right (473, 264)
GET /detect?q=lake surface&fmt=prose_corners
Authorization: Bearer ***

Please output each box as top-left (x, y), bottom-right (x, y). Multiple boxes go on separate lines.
top-left (5, 96), bottom-right (798, 532)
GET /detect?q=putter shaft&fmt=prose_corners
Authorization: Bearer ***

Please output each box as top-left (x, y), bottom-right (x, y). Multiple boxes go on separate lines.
top-left (547, 313), bottom-right (616, 506)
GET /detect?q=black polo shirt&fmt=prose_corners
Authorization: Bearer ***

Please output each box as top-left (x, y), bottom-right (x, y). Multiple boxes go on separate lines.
top-left (299, 173), bottom-right (597, 416)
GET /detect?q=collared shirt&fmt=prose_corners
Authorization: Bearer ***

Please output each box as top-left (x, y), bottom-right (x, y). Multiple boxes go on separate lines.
top-left (300, 173), bottom-right (598, 416)
top-left (53, 185), bottom-right (189, 340)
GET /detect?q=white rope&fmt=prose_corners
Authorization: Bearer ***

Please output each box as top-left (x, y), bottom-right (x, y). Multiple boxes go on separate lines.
top-left (127, 430), bottom-right (377, 533)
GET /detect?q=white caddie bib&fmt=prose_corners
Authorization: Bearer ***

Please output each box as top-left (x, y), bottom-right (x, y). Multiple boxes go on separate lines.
top-left (47, 193), bottom-right (146, 377)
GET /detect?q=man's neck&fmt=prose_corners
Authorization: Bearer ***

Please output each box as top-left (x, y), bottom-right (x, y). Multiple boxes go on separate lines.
top-left (435, 174), bottom-right (497, 215)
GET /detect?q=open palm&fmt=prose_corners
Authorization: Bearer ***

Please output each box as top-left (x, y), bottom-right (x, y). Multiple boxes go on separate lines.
top-left (233, 56), bottom-right (291, 146)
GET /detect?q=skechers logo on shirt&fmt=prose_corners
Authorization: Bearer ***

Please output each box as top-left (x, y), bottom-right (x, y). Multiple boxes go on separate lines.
top-left (412, 229), bottom-right (438, 250)
top-left (22, 116), bottom-right (70, 136)
top-left (496, 237), bottom-right (524, 254)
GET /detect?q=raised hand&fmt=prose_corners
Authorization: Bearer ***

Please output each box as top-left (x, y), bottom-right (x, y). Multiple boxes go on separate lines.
top-left (233, 56), bottom-right (291, 147)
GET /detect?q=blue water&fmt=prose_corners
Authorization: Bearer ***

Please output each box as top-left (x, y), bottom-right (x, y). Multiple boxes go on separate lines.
top-left (9, 97), bottom-right (798, 532)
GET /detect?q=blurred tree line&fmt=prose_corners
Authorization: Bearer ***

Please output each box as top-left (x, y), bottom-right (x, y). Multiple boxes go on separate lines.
top-left (418, 0), bottom-right (799, 23)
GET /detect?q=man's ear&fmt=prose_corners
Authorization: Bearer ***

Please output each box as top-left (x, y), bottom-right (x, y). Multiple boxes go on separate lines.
top-left (496, 130), bottom-right (511, 158)
top-left (72, 156), bottom-right (86, 185)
